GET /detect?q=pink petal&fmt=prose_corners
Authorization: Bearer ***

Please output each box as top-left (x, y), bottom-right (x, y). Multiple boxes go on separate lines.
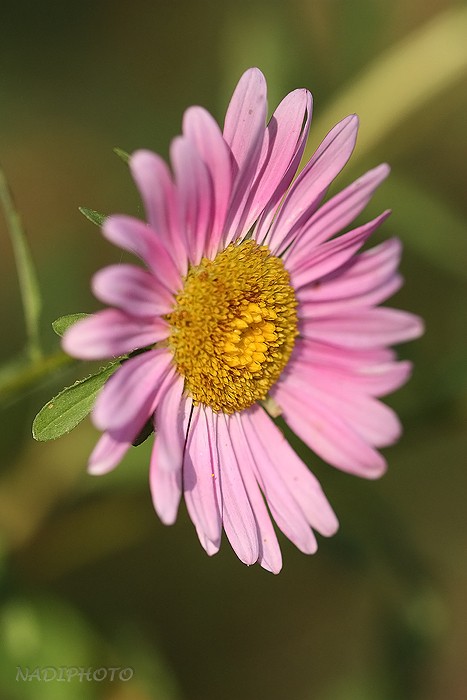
top-left (351, 360), bottom-right (413, 396)
top-left (292, 343), bottom-right (413, 396)
top-left (273, 382), bottom-right (387, 478)
top-left (88, 431), bottom-right (131, 475)
top-left (92, 264), bottom-right (174, 317)
top-left (170, 136), bottom-right (214, 266)
top-left (230, 414), bottom-right (283, 573)
top-left (243, 88), bottom-right (312, 235)
top-left (223, 67), bottom-right (267, 171)
top-left (297, 238), bottom-right (402, 307)
top-left (183, 406), bottom-right (222, 555)
top-left (149, 390), bottom-right (191, 525)
top-left (329, 394), bottom-right (402, 448)
top-left (264, 115), bottom-right (359, 254)
top-left (239, 412), bottom-right (319, 554)
top-left (217, 413), bottom-right (260, 565)
top-left (294, 338), bottom-right (396, 371)
top-left (290, 211), bottom-right (390, 290)
top-left (245, 406), bottom-right (339, 538)
top-left (102, 215), bottom-right (182, 293)
top-left (153, 373), bottom-right (187, 471)
top-left (298, 274), bottom-right (403, 318)
top-left (149, 449), bottom-right (183, 525)
top-left (129, 150), bottom-right (187, 275)
top-left (182, 106), bottom-right (232, 257)
top-left (285, 368), bottom-right (402, 447)
top-left (300, 307), bottom-right (425, 349)
top-left (284, 163), bottom-right (390, 265)
top-left (62, 309), bottom-right (169, 360)
top-left (93, 348), bottom-right (172, 435)
top-left (324, 237), bottom-right (402, 294)
top-left (223, 68), bottom-right (267, 243)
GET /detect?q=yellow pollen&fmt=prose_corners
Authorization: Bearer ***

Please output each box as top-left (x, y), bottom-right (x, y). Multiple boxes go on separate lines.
top-left (166, 240), bottom-right (298, 413)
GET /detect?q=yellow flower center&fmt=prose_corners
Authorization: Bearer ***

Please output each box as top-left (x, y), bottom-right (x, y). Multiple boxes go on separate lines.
top-left (166, 240), bottom-right (298, 413)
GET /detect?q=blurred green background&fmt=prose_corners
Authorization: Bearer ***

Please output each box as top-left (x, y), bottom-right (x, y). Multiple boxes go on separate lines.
top-left (1, 1), bottom-right (466, 698)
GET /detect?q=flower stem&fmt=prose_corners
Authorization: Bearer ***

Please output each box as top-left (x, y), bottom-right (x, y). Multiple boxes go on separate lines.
top-left (0, 165), bottom-right (43, 362)
top-left (0, 350), bottom-right (76, 404)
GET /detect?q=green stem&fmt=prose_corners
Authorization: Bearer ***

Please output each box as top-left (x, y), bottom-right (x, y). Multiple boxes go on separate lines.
top-left (0, 166), bottom-right (43, 362)
top-left (0, 350), bottom-right (76, 404)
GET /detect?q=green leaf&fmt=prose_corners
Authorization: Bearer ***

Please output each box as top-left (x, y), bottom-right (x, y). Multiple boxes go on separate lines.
top-left (32, 363), bottom-right (119, 441)
top-left (78, 206), bottom-right (106, 227)
top-left (52, 313), bottom-right (89, 337)
top-left (113, 147), bottom-right (130, 164)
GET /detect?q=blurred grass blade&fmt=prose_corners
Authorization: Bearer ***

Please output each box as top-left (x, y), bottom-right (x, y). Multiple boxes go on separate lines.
top-left (78, 206), bottom-right (106, 227)
top-left (386, 174), bottom-right (467, 280)
top-left (0, 166), bottom-right (42, 361)
top-left (32, 362), bottom-right (119, 441)
top-left (306, 4), bottom-right (467, 162)
top-left (52, 313), bottom-right (89, 337)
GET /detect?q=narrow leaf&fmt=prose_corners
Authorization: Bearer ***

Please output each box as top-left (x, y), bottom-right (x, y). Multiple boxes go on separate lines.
top-left (113, 147), bottom-right (130, 164)
top-left (52, 313), bottom-right (90, 337)
top-left (79, 206), bottom-right (106, 227)
top-left (32, 363), bottom-right (119, 441)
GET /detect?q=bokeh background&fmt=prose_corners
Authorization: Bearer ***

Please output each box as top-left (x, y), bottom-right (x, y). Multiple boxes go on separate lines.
top-left (1, 1), bottom-right (466, 698)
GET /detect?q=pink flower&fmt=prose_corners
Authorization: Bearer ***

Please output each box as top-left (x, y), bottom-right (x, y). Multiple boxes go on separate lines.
top-left (63, 68), bottom-right (423, 573)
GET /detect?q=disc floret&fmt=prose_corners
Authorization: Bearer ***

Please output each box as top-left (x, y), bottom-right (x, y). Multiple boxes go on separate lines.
top-left (167, 240), bottom-right (298, 413)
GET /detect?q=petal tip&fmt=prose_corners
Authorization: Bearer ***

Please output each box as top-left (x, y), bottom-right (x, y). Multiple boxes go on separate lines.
top-left (87, 460), bottom-right (110, 476)
top-left (321, 513), bottom-right (340, 538)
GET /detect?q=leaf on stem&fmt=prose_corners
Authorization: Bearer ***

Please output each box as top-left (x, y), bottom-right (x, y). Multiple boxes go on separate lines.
top-left (52, 313), bottom-right (90, 337)
top-left (32, 362), bottom-right (120, 441)
top-left (78, 207), bottom-right (106, 227)
top-left (113, 147), bottom-right (130, 164)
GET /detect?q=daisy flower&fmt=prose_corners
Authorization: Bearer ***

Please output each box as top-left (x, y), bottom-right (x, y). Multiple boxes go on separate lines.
top-left (63, 68), bottom-right (423, 573)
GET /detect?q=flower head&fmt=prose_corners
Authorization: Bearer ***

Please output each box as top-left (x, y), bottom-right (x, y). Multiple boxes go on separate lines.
top-left (63, 68), bottom-right (423, 572)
